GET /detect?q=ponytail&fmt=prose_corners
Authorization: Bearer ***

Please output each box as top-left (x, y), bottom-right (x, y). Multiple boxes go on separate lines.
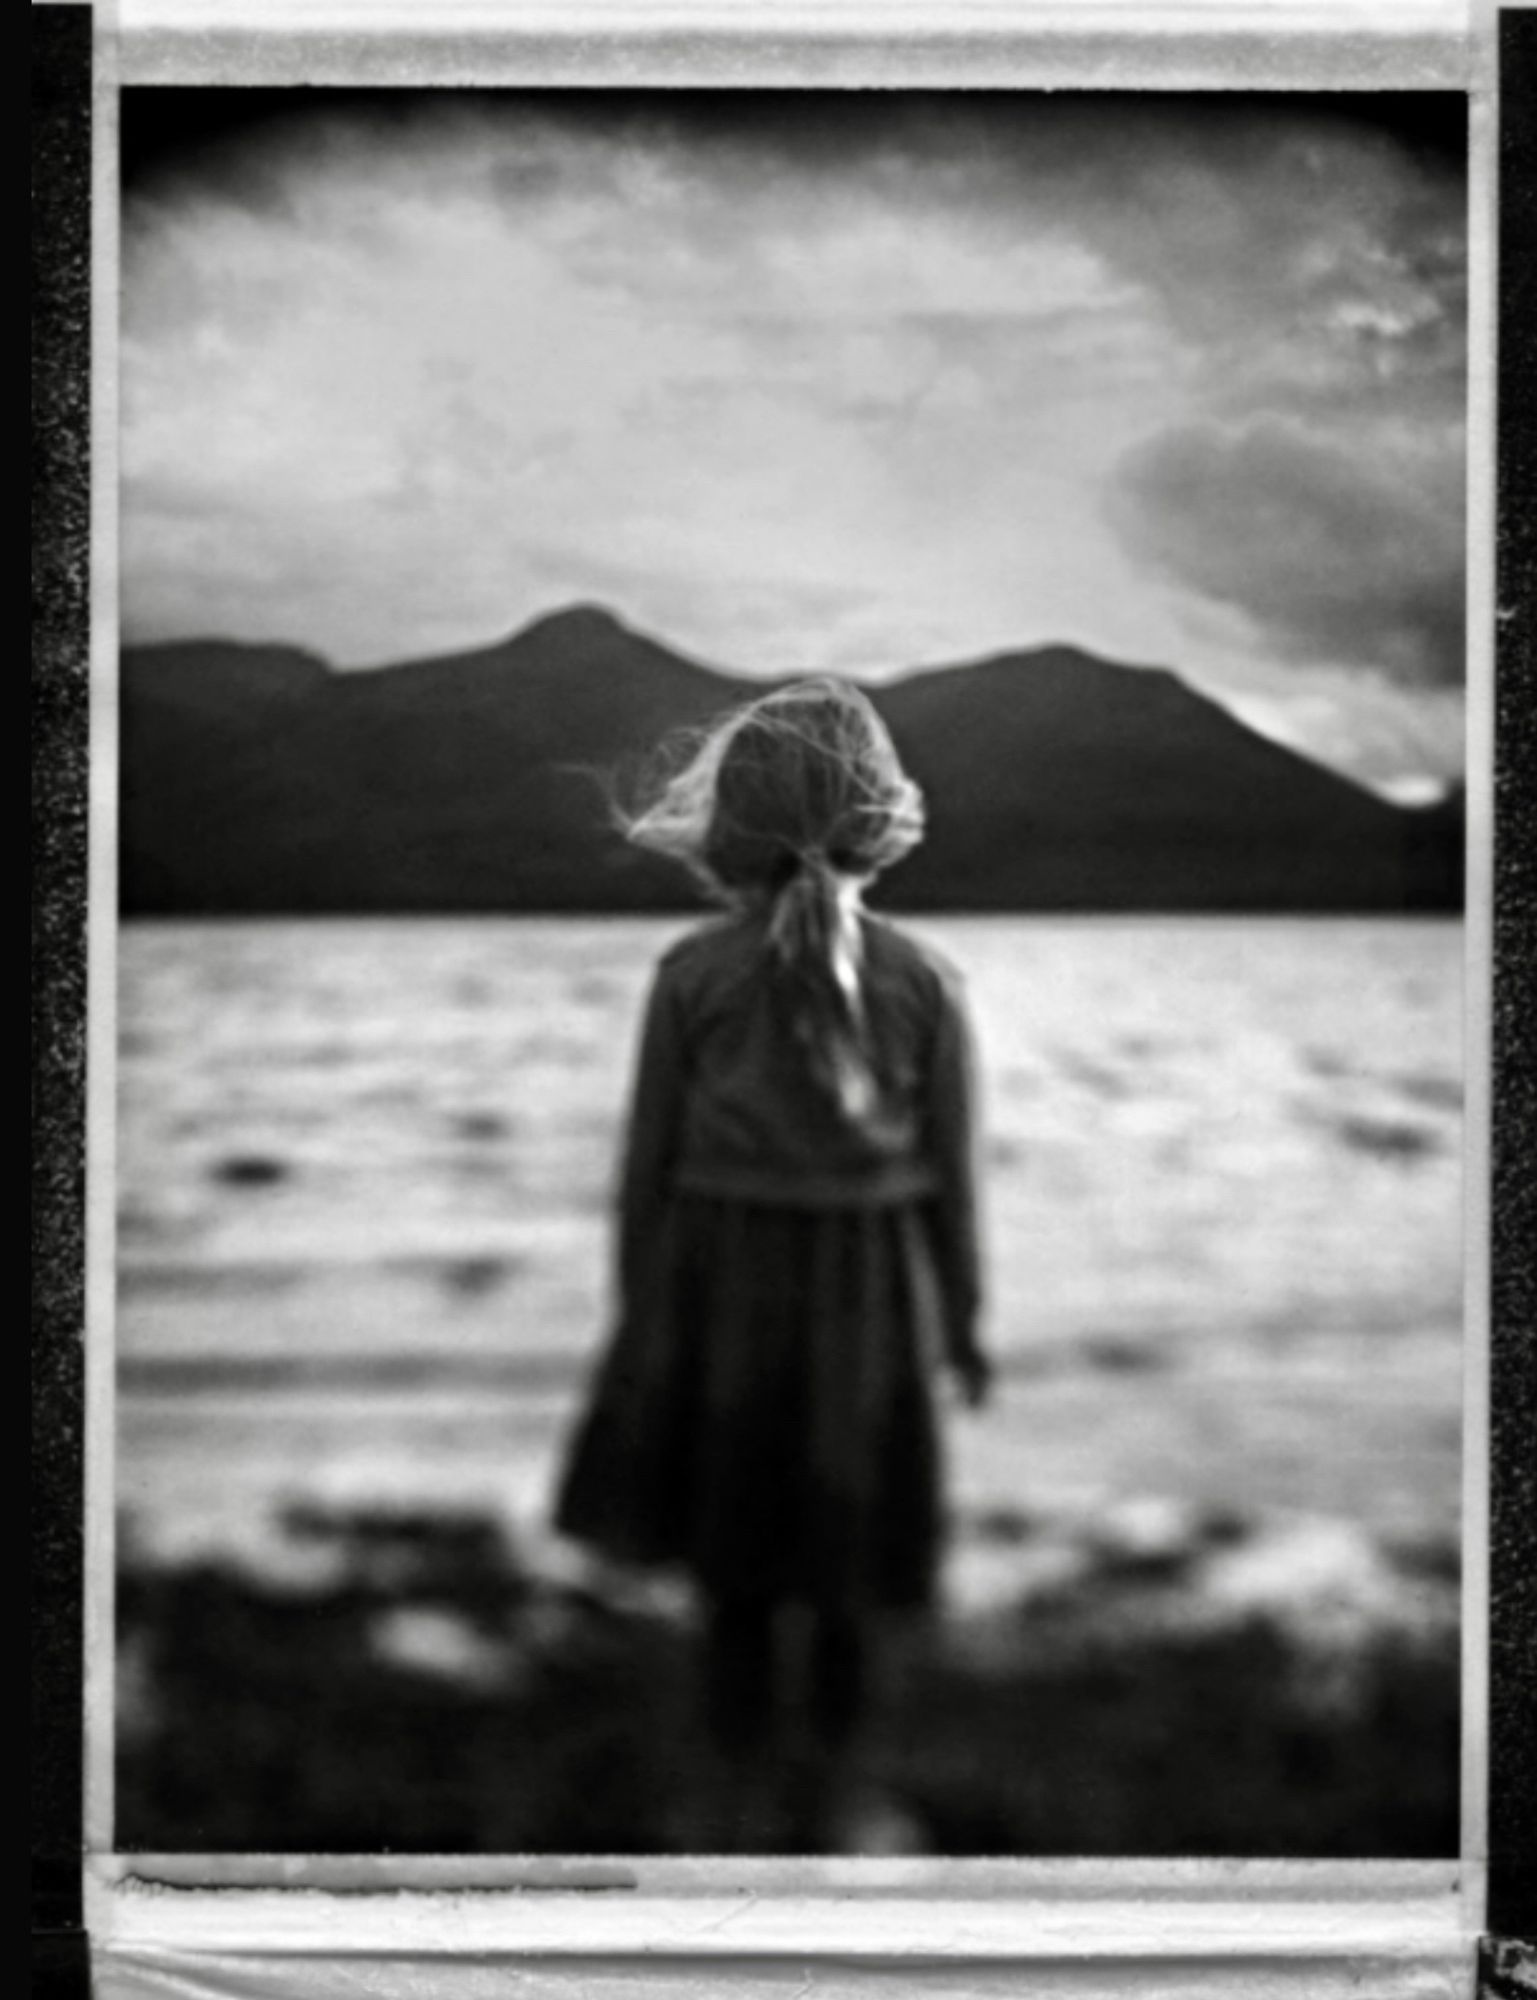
top-left (767, 853), bottom-right (881, 1126)
top-left (617, 676), bottom-right (925, 1132)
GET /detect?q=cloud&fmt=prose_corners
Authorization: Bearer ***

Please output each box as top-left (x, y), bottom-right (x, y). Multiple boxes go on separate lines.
top-left (1208, 671), bottom-right (1466, 800)
top-left (120, 99), bottom-right (1179, 676)
top-left (1107, 414), bottom-right (1465, 688)
top-left (119, 89), bottom-right (1468, 787)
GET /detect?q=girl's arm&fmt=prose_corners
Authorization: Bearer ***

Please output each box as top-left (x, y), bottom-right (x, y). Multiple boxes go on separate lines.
top-left (927, 972), bottom-right (991, 1406)
top-left (615, 960), bottom-right (688, 1320)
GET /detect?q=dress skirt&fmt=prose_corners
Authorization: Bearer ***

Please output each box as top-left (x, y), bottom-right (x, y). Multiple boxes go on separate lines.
top-left (553, 1193), bottom-right (950, 1614)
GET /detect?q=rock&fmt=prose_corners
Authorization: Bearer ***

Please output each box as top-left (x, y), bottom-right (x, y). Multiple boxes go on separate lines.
top-left (366, 1606), bottom-right (514, 1691)
top-left (1086, 1495), bottom-right (1210, 1574)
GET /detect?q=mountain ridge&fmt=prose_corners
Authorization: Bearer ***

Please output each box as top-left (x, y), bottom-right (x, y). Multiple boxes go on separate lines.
top-left (119, 609), bottom-right (1464, 916)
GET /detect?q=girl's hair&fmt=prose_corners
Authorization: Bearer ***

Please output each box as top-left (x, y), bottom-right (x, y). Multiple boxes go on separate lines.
top-left (621, 678), bottom-right (925, 1124)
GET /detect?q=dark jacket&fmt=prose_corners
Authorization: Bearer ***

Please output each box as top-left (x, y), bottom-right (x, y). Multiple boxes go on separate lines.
top-left (615, 907), bottom-right (984, 1363)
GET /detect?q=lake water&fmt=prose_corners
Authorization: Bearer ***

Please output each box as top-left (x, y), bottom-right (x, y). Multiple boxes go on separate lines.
top-left (117, 916), bottom-right (1464, 1576)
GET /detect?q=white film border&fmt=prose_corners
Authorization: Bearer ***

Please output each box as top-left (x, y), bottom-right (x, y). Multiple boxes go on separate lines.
top-left (80, 1), bottom-right (1500, 1988)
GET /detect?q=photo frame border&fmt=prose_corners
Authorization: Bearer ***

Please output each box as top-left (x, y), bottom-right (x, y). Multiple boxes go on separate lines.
top-left (1489, 0), bottom-right (1537, 1961)
top-left (28, 0), bottom-right (1535, 1987)
top-left (33, 2), bottom-right (94, 1987)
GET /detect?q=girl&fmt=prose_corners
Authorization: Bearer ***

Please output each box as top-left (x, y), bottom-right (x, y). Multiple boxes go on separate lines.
top-left (553, 677), bottom-right (990, 1853)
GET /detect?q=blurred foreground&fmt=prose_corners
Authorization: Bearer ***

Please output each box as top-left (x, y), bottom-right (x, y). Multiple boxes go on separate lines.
top-left (117, 1494), bottom-right (1458, 1857)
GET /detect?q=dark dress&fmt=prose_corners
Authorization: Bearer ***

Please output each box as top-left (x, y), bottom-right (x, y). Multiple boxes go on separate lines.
top-left (552, 908), bottom-right (983, 1615)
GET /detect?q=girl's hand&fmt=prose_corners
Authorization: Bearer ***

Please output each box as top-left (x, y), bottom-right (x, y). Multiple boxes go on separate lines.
top-left (951, 1348), bottom-right (993, 1411)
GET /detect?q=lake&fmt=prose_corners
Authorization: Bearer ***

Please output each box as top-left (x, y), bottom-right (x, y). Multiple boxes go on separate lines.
top-left (116, 915), bottom-right (1464, 1581)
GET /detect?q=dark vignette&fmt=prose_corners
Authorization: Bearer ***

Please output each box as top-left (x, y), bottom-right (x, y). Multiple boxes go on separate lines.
top-left (1489, 6), bottom-right (1537, 1963)
top-left (116, 84), bottom-right (1468, 191)
top-left (31, 0), bottom-right (92, 1979)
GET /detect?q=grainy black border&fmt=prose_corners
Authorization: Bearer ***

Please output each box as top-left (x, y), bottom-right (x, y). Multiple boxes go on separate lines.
top-left (1489, 2), bottom-right (1537, 1960)
top-left (30, 0), bottom-right (92, 1978)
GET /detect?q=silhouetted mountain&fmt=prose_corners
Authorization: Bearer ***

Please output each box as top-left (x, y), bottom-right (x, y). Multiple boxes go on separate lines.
top-left (120, 610), bottom-right (1464, 915)
top-left (1400, 783), bottom-right (1467, 911)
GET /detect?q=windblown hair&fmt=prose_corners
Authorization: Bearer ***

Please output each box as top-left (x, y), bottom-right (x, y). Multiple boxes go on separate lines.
top-left (621, 679), bottom-right (925, 1126)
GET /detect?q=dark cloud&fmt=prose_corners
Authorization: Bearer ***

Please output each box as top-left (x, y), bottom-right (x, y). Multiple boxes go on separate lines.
top-left (1107, 416), bottom-right (1464, 687)
top-left (122, 88), bottom-right (461, 198)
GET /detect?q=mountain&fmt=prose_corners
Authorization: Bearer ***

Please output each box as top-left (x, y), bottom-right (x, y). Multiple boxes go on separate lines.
top-left (119, 608), bottom-right (1463, 916)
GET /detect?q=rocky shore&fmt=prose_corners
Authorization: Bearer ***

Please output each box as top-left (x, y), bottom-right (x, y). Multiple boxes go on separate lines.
top-left (116, 1495), bottom-right (1459, 1857)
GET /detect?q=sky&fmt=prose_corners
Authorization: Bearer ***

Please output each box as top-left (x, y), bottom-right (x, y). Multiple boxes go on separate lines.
top-left (121, 89), bottom-right (1468, 799)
